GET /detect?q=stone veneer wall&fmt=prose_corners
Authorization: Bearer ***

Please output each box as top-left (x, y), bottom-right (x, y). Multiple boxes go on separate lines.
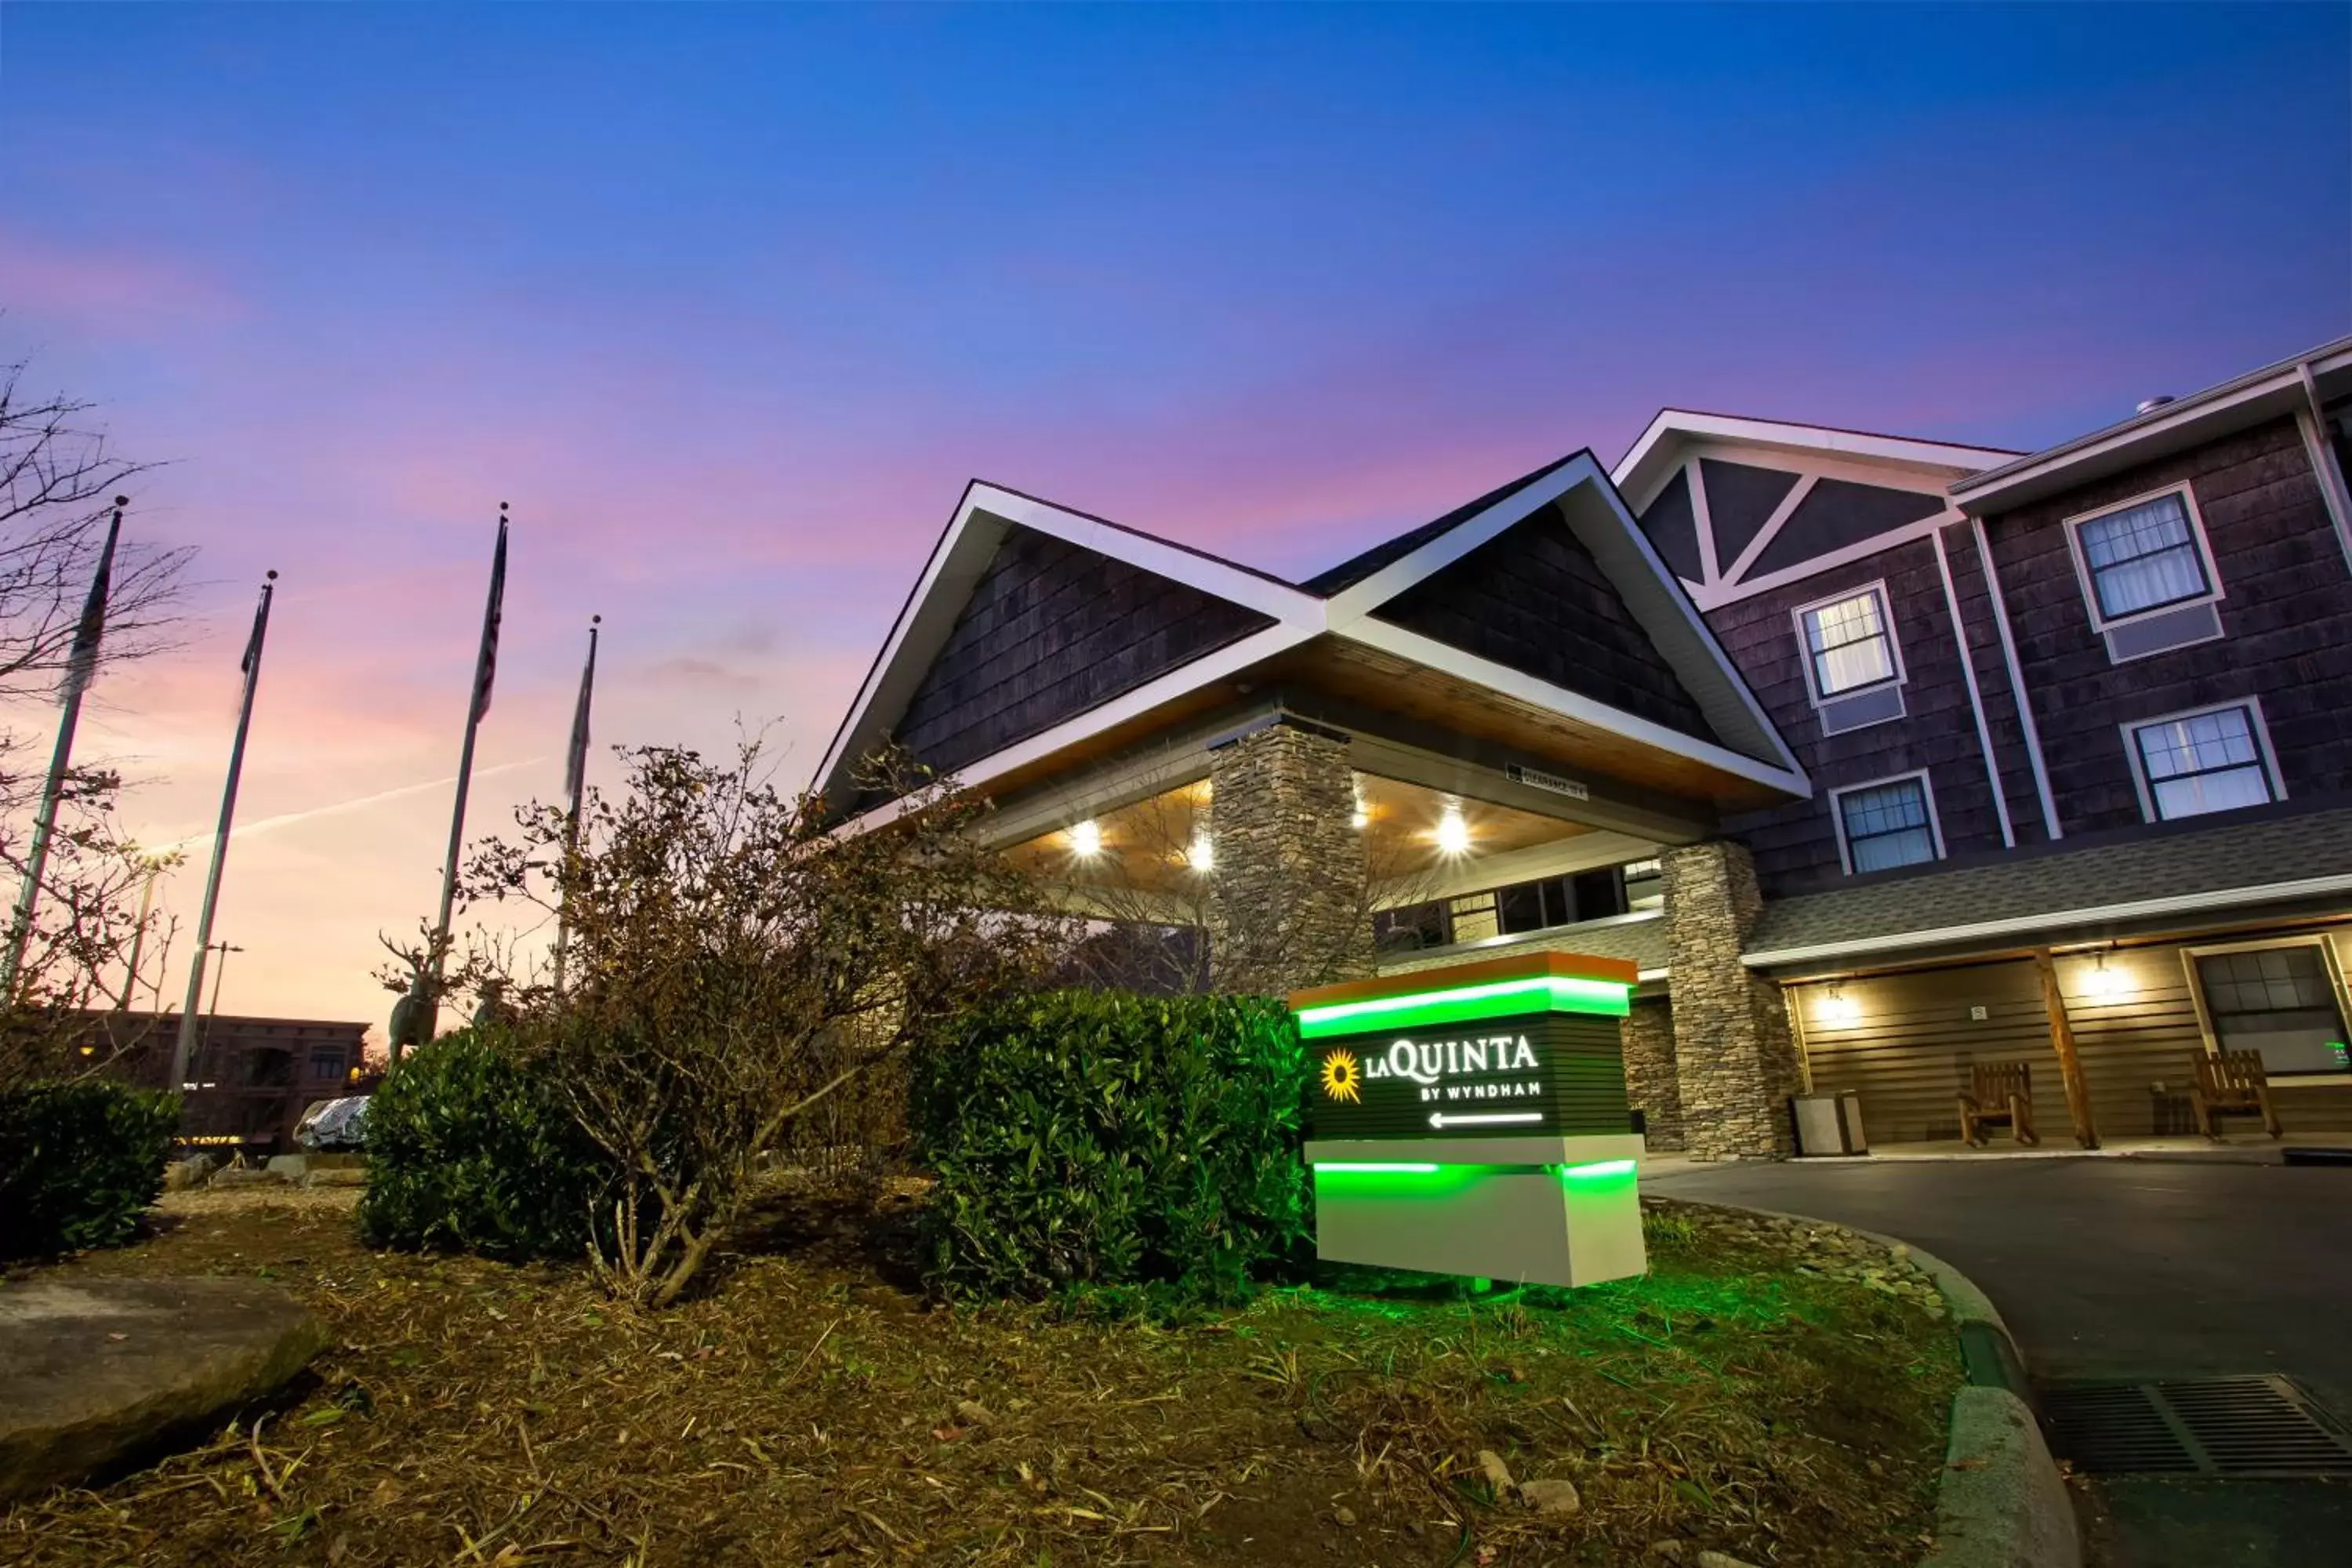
top-left (1661, 840), bottom-right (1803, 1159)
top-left (1207, 722), bottom-right (1376, 995)
top-left (1620, 996), bottom-right (1684, 1152)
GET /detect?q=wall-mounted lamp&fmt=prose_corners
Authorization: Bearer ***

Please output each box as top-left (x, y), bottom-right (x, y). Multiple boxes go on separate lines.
top-left (1818, 980), bottom-right (1860, 1025)
top-left (2081, 947), bottom-right (2131, 1000)
top-left (1351, 785), bottom-right (1369, 830)
top-left (1069, 820), bottom-right (1102, 858)
top-left (1186, 831), bottom-right (1214, 873)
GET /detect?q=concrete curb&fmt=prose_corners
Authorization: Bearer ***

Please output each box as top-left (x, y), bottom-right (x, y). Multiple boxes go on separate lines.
top-left (1654, 1198), bottom-right (2077, 1566)
top-left (1921, 1386), bottom-right (2082, 1568)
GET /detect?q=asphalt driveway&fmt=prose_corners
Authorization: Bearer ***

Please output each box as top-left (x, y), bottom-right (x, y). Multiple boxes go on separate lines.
top-left (1642, 1155), bottom-right (2352, 1567)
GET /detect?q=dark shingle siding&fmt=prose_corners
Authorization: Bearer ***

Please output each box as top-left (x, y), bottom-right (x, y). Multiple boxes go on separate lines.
top-left (1699, 459), bottom-right (1802, 568)
top-left (1983, 416), bottom-right (2352, 836)
top-left (1371, 502), bottom-right (1718, 744)
top-left (1749, 802), bottom-right (2352, 954)
top-left (1636, 468), bottom-right (1704, 586)
top-left (1745, 479), bottom-right (1945, 579)
top-left (890, 524), bottom-right (1276, 779)
top-left (1708, 537), bottom-right (2008, 895)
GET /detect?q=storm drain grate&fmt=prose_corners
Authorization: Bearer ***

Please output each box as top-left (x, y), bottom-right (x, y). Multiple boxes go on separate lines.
top-left (2041, 1376), bottom-right (2352, 1477)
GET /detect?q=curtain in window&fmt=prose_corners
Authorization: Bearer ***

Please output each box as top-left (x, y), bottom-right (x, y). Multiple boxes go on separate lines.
top-left (2135, 706), bottom-right (2272, 818)
top-left (1838, 779), bottom-right (1936, 872)
top-left (2079, 495), bottom-right (2209, 619)
top-left (1803, 591), bottom-right (1895, 695)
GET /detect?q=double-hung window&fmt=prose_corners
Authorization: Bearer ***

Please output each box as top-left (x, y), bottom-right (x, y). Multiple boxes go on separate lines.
top-left (2066, 486), bottom-right (2224, 659)
top-left (2125, 700), bottom-right (2281, 822)
top-left (1831, 771), bottom-right (1942, 874)
top-left (1794, 584), bottom-right (1906, 734)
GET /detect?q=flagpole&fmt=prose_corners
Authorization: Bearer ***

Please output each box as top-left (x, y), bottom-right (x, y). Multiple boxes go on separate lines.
top-left (415, 503), bottom-right (508, 1055)
top-left (551, 613), bottom-right (599, 996)
top-left (169, 571), bottom-right (278, 1091)
top-left (1, 497), bottom-right (128, 1000)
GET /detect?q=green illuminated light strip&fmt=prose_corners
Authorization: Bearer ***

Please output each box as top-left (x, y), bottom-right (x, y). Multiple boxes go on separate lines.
top-left (1556, 1159), bottom-right (1636, 1180)
top-left (1312, 1162), bottom-right (1439, 1174)
top-left (1296, 975), bottom-right (1631, 1037)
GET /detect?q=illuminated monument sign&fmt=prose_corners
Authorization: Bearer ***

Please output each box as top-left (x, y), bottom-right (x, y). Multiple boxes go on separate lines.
top-left (1293, 953), bottom-right (1649, 1289)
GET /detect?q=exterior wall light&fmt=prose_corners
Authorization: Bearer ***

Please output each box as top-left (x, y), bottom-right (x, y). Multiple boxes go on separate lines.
top-left (2081, 949), bottom-right (2130, 999)
top-left (1818, 982), bottom-right (1860, 1025)
top-left (1187, 831), bottom-right (1214, 872)
top-left (1069, 819), bottom-right (1102, 857)
top-left (1436, 808), bottom-right (1470, 855)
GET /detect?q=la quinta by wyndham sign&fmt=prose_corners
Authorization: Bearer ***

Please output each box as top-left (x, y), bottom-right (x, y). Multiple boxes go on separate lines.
top-left (1291, 953), bottom-right (1649, 1289)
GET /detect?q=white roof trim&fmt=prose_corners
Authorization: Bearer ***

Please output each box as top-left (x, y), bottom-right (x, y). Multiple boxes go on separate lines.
top-left (1951, 336), bottom-right (2352, 510)
top-left (1322, 455), bottom-right (1804, 780)
top-left (1613, 410), bottom-right (2018, 513)
top-left (1341, 617), bottom-right (1809, 797)
top-left (813, 482), bottom-right (1326, 804)
top-left (832, 619), bottom-right (1315, 835)
top-left (1741, 871), bottom-right (2352, 967)
top-left (823, 458), bottom-right (1813, 822)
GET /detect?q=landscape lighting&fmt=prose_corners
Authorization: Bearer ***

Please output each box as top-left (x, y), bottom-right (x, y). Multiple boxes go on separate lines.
top-left (1187, 831), bottom-right (1214, 872)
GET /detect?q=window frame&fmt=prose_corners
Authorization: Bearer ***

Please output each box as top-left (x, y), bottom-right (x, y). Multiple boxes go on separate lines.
top-left (2180, 934), bottom-right (2352, 1081)
top-left (2120, 697), bottom-right (2285, 824)
top-left (2062, 482), bottom-right (2225, 633)
top-left (1789, 579), bottom-right (1908, 708)
top-left (1828, 768), bottom-right (1945, 877)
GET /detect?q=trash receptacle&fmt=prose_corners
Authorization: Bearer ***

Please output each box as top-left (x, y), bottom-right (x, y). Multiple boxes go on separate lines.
top-left (1791, 1091), bottom-right (1869, 1156)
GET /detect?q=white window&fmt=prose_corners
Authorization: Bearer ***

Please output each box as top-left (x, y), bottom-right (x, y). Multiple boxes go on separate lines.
top-left (1797, 586), bottom-right (1900, 697)
top-left (2124, 700), bottom-right (2282, 822)
top-left (1831, 771), bottom-right (1943, 874)
top-left (2065, 486), bottom-right (2222, 629)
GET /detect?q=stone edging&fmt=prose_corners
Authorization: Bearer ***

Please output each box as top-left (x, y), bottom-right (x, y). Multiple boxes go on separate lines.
top-left (1690, 1203), bottom-right (2081, 1568)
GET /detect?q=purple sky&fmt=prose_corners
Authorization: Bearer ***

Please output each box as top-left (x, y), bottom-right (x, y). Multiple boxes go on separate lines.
top-left (2, 3), bottom-right (2346, 1029)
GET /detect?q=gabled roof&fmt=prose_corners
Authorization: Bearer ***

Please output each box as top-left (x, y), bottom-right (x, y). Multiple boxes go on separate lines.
top-left (815, 457), bottom-right (1810, 824)
top-left (1611, 410), bottom-right (2021, 514)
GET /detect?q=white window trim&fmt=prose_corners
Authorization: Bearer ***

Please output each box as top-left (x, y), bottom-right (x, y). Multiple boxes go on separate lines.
top-left (2178, 933), bottom-right (2352, 1075)
top-left (2120, 696), bottom-right (2285, 824)
top-left (1790, 579), bottom-right (1909, 708)
top-left (2062, 481), bottom-right (2226, 635)
top-left (1828, 768), bottom-right (1945, 877)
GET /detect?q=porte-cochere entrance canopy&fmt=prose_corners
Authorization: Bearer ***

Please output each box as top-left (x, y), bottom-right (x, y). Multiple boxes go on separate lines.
top-left (814, 449), bottom-right (1812, 987)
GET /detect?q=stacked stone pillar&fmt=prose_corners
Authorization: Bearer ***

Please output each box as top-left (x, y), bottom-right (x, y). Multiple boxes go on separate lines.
top-left (1619, 997), bottom-right (1685, 1152)
top-left (1661, 840), bottom-right (1802, 1159)
top-left (1206, 720), bottom-right (1376, 996)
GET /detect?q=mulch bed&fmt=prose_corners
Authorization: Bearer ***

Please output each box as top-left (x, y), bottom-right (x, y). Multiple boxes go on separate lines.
top-left (2, 1181), bottom-right (1960, 1566)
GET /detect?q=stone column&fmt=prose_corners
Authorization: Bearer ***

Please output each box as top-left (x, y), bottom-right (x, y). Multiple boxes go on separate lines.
top-left (1621, 996), bottom-right (1685, 1152)
top-left (1206, 720), bottom-right (1375, 996)
top-left (1661, 840), bottom-right (1802, 1159)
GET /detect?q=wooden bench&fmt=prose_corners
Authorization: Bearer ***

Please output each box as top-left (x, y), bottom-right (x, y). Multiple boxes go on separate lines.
top-left (2191, 1048), bottom-right (2282, 1139)
top-left (1958, 1062), bottom-right (2039, 1148)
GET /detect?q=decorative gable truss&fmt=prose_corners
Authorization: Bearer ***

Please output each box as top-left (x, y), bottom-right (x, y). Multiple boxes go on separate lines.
top-left (1610, 412), bottom-right (2020, 612)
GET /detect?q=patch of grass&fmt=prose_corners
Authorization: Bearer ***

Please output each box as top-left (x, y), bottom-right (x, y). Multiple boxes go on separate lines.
top-left (2, 1183), bottom-right (1960, 1566)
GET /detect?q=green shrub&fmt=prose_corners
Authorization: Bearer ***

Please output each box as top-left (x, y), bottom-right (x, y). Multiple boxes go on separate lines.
top-left (358, 1027), bottom-right (612, 1261)
top-left (910, 991), bottom-right (1310, 1305)
top-left (0, 1079), bottom-right (179, 1260)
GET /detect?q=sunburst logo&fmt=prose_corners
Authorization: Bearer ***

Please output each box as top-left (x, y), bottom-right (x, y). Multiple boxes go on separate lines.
top-left (1318, 1048), bottom-right (1363, 1103)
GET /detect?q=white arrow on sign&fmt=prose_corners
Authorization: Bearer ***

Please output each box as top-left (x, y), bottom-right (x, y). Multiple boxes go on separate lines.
top-left (1428, 1111), bottom-right (1543, 1130)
